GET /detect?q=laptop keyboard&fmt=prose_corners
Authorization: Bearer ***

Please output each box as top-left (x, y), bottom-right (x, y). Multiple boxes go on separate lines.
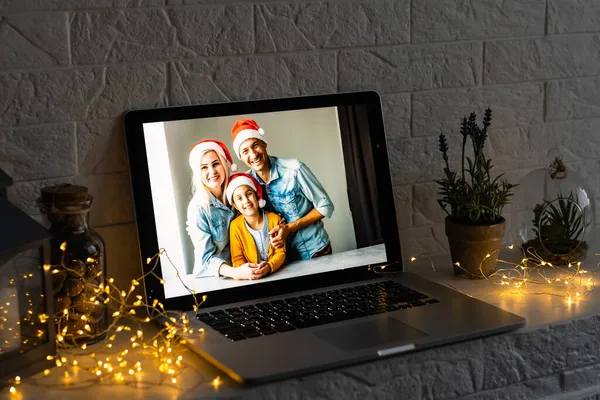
top-left (196, 280), bottom-right (439, 341)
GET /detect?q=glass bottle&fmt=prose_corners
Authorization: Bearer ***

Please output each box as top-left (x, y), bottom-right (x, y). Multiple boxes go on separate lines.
top-left (37, 184), bottom-right (108, 347)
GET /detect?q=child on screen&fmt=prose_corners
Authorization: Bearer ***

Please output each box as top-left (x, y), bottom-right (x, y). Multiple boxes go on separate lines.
top-left (226, 172), bottom-right (286, 280)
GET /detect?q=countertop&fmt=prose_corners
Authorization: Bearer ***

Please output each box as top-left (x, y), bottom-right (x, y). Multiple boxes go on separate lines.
top-left (5, 249), bottom-right (600, 399)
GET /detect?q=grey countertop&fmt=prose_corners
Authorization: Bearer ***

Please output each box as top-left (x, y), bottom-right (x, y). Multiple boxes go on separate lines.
top-left (6, 249), bottom-right (600, 399)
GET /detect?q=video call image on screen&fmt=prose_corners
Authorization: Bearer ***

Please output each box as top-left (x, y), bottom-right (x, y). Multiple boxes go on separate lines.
top-left (143, 106), bottom-right (387, 299)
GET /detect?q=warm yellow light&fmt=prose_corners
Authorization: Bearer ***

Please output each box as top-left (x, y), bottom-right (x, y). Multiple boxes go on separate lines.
top-left (43, 264), bottom-right (51, 271)
top-left (9, 387), bottom-right (15, 394)
top-left (44, 369), bottom-right (50, 376)
top-left (14, 376), bottom-right (20, 383)
top-left (212, 376), bottom-right (222, 388)
top-left (60, 242), bottom-right (67, 251)
top-left (410, 256), bottom-right (416, 262)
top-left (146, 257), bottom-right (152, 264)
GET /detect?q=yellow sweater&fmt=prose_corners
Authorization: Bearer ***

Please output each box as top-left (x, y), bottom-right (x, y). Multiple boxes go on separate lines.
top-left (229, 211), bottom-right (286, 273)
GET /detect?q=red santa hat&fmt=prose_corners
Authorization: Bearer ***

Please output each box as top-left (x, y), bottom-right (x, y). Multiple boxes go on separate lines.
top-left (189, 139), bottom-right (237, 173)
top-left (226, 172), bottom-right (266, 208)
top-left (231, 119), bottom-right (266, 160)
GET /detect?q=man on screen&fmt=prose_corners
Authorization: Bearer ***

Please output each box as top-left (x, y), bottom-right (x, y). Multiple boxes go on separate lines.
top-left (230, 119), bottom-right (334, 260)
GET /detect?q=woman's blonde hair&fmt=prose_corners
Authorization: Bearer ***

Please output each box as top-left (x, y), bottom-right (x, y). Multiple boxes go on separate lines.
top-left (190, 149), bottom-right (231, 212)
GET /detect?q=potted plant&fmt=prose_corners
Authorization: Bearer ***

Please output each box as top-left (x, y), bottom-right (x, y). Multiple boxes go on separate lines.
top-left (436, 108), bottom-right (517, 278)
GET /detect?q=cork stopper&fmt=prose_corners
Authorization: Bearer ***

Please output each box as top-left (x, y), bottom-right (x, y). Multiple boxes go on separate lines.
top-left (38, 184), bottom-right (92, 210)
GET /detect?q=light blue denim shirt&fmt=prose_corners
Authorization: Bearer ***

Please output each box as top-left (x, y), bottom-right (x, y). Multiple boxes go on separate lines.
top-left (186, 194), bottom-right (235, 278)
top-left (250, 156), bottom-right (334, 260)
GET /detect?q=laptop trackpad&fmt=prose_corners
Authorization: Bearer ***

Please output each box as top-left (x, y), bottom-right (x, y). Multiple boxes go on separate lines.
top-left (313, 317), bottom-right (427, 352)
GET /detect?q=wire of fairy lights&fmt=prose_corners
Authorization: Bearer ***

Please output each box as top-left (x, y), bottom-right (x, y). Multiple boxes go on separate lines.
top-left (4, 243), bottom-right (227, 396)
top-left (6, 242), bottom-right (598, 395)
top-left (373, 243), bottom-right (598, 304)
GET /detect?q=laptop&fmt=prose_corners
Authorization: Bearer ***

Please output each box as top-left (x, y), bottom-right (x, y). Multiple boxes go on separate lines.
top-left (123, 91), bottom-right (525, 385)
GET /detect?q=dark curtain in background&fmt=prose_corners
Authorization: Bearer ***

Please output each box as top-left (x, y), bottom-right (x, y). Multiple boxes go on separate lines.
top-left (337, 105), bottom-right (383, 248)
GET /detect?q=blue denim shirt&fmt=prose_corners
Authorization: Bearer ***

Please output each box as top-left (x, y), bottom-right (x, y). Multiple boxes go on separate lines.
top-left (186, 194), bottom-right (235, 278)
top-left (250, 156), bottom-right (334, 260)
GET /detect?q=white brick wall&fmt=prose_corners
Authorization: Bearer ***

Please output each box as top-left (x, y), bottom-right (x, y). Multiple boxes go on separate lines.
top-left (2, 0), bottom-right (600, 287)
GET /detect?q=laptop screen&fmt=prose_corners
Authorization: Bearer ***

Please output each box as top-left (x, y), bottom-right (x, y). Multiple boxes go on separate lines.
top-left (130, 94), bottom-right (399, 302)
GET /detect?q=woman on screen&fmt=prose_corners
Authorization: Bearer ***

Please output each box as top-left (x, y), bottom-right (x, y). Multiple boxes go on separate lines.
top-left (186, 139), bottom-right (263, 280)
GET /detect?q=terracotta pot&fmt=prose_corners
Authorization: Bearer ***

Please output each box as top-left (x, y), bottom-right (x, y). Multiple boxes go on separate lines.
top-left (445, 217), bottom-right (505, 279)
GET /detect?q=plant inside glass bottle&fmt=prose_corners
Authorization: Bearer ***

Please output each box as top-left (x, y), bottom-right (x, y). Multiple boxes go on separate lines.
top-left (37, 184), bottom-right (108, 347)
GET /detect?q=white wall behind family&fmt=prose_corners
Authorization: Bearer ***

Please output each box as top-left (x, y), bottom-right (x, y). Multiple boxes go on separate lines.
top-left (2, 0), bottom-right (599, 302)
top-left (157, 107), bottom-right (356, 275)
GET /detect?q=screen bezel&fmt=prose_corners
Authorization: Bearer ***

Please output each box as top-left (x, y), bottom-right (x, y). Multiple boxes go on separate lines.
top-left (123, 91), bottom-right (403, 311)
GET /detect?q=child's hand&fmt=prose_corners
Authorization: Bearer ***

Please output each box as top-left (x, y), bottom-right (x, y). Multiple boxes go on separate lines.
top-left (235, 262), bottom-right (261, 280)
top-left (251, 262), bottom-right (271, 280)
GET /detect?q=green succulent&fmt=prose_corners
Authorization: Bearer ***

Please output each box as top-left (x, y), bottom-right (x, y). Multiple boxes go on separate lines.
top-left (436, 108), bottom-right (517, 225)
top-left (532, 192), bottom-right (589, 255)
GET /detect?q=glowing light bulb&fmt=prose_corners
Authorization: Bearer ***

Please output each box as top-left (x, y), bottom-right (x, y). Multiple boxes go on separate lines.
top-left (212, 376), bottom-right (222, 388)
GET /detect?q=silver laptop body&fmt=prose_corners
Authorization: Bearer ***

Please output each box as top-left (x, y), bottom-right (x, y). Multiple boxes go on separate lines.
top-left (124, 92), bottom-right (525, 385)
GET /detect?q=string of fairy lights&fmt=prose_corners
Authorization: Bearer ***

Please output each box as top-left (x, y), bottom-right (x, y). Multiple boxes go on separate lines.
top-left (4, 240), bottom-right (599, 396)
top-left (5, 243), bottom-right (224, 397)
top-left (377, 243), bottom-right (599, 303)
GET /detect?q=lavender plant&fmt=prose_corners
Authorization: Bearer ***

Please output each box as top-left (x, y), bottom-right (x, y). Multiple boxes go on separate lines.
top-left (436, 108), bottom-right (517, 225)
